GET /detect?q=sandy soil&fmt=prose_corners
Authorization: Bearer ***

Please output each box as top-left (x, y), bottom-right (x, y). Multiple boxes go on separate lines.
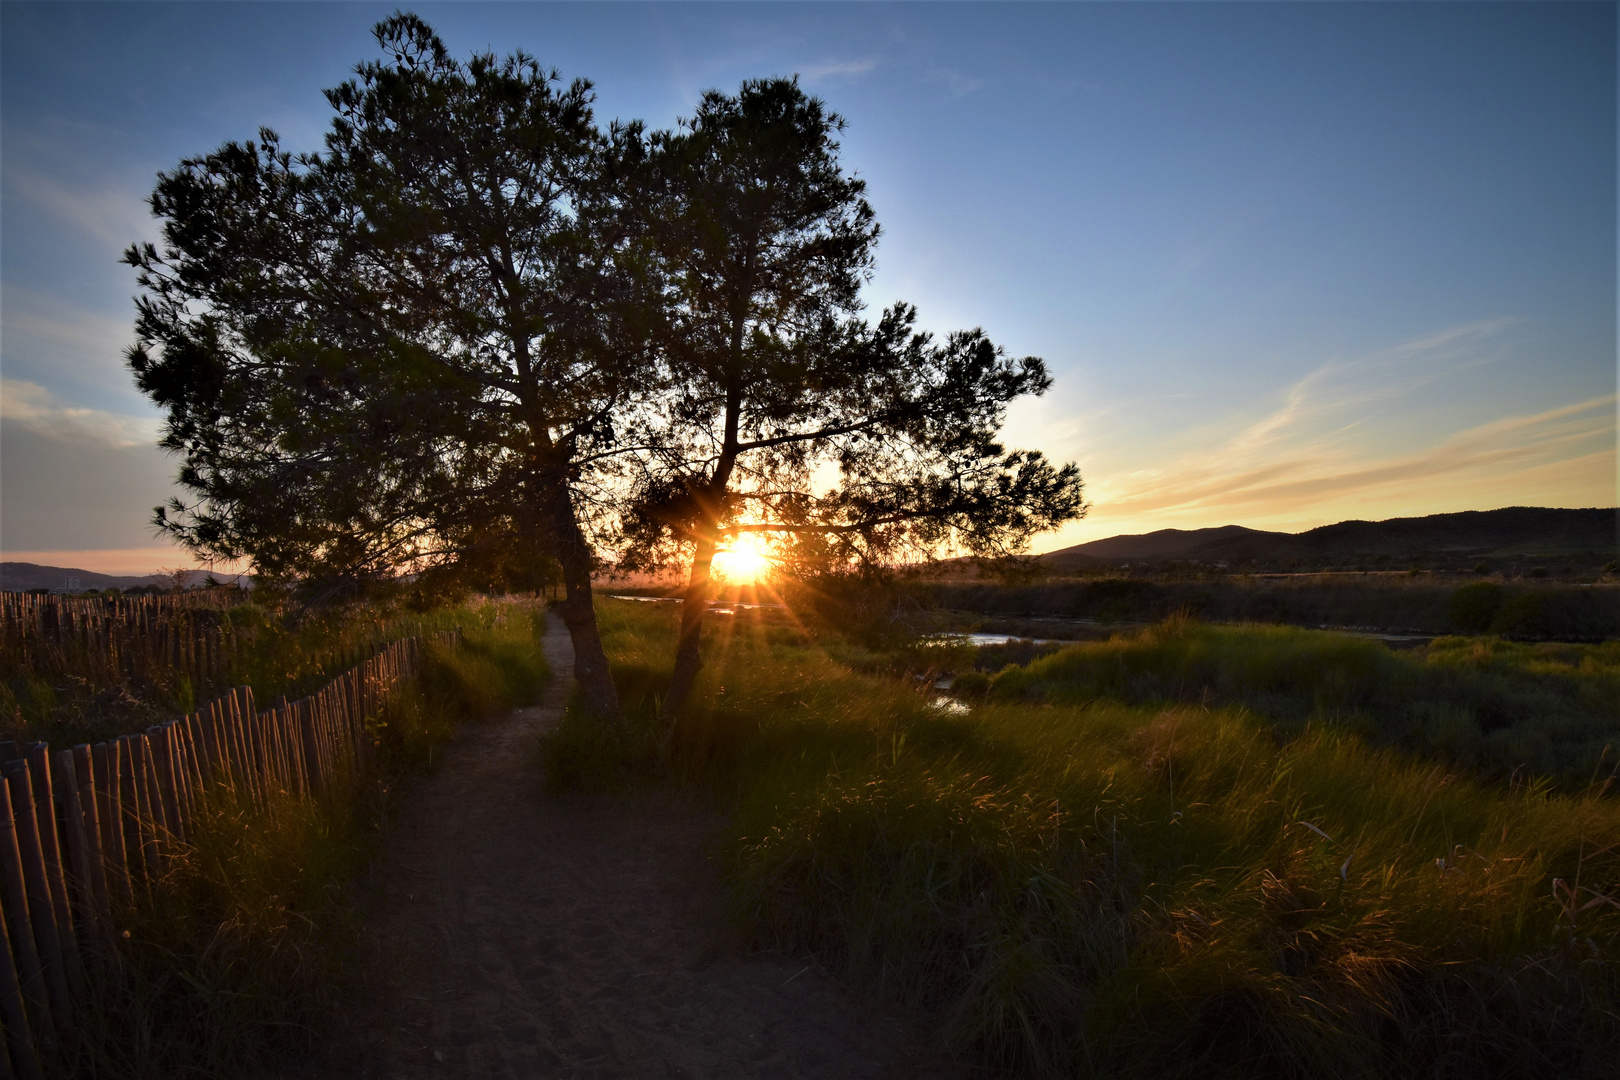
top-left (325, 613), bottom-right (949, 1079)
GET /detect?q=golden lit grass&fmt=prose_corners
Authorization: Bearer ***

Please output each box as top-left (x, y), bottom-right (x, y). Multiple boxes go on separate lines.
top-left (553, 598), bottom-right (1620, 1077)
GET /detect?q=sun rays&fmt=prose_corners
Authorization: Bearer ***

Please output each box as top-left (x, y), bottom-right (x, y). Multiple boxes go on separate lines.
top-left (711, 533), bottom-right (774, 584)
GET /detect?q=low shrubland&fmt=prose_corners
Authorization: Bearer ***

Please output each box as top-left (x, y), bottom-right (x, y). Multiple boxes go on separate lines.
top-left (546, 598), bottom-right (1619, 1078)
top-left (983, 620), bottom-right (1620, 787)
top-left (921, 577), bottom-right (1620, 641)
top-left (65, 608), bottom-right (548, 1079)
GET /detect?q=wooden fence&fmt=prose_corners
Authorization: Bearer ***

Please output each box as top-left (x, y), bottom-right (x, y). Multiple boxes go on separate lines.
top-left (0, 592), bottom-right (244, 693)
top-left (0, 630), bottom-right (457, 1078)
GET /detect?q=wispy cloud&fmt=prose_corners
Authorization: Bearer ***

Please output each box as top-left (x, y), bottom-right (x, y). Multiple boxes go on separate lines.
top-left (798, 58), bottom-right (877, 84)
top-left (1094, 394), bottom-right (1614, 522)
top-left (0, 284), bottom-right (145, 402)
top-left (1226, 371), bottom-right (1319, 453)
top-left (6, 166), bottom-right (156, 254)
top-left (1194, 319), bottom-right (1517, 462)
top-left (0, 378), bottom-right (160, 449)
top-left (1037, 320), bottom-right (1614, 547)
top-left (922, 63), bottom-right (984, 99)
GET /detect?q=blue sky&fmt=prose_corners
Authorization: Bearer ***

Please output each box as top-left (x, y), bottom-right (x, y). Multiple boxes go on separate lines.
top-left (1, 1), bottom-right (1614, 573)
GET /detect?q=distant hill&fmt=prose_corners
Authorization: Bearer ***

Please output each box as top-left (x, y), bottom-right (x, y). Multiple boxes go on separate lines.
top-left (1057, 524), bottom-right (1281, 561)
top-left (0, 562), bottom-right (246, 593)
top-left (1041, 507), bottom-right (1618, 571)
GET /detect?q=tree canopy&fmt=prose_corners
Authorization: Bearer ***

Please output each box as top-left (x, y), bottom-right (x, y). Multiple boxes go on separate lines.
top-left (624, 78), bottom-right (1086, 718)
top-left (126, 13), bottom-right (656, 718)
top-left (127, 16), bottom-right (1086, 727)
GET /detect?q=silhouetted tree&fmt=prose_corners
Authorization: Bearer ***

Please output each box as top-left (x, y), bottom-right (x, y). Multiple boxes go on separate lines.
top-left (630, 79), bottom-right (1086, 722)
top-left (125, 14), bottom-right (660, 720)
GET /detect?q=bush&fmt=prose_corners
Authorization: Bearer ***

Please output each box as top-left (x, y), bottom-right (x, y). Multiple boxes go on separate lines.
top-left (951, 670), bottom-right (992, 697)
top-left (1491, 591), bottom-right (1547, 636)
top-left (1449, 581), bottom-right (1504, 631)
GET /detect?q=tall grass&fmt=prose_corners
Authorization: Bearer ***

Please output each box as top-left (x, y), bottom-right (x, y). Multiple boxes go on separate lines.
top-left (984, 620), bottom-right (1620, 786)
top-left (554, 598), bottom-right (1620, 1078)
top-left (64, 611), bottom-right (549, 1078)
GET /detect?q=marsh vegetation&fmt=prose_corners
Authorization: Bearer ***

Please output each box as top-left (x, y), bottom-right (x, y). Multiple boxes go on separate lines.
top-left (544, 596), bottom-right (1619, 1079)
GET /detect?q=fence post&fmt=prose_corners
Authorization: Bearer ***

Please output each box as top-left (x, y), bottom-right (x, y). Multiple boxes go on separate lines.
top-left (20, 748), bottom-right (80, 1002)
top-left (200, 704), bottom-right (229, 792)
top-left (286, 701), bottom-right (308, 797)
top-left (67, 749), bottom-right (112, 927)
top-left (91, 744), bottom-right (130, 909)
top-left (178, 720), bottom-right (203, 816)
top-left (120, 736), bottom-right (161, 881)
top-left (1, 765), bottom-right (70, 1022)
top-left (185, 713), bottom-right (212, 789)
top-left (299, 700), bottom-right (325, 798)
top-left (272, 704), bottom-right (294, 794)
top-left (111, 740), bottom-right (147, 895)
top-left (146, 728), bottom-right (184, 844)
top-left (0, 775), bottom-right (55, 1058)
top-left (48, 753), bottom-right (99, 943)
top-left (264, 705), bottom-right (286, 795)
top-left (0, 879), bottom-right (45, 1080)
top-left (225, 696), bottom-right (260, 810)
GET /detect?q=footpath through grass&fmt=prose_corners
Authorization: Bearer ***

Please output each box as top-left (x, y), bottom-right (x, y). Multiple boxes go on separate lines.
top-left (75, 605), bottom-right (549, 1079)
top-left (547, 598), bottom-right (1620, 1079)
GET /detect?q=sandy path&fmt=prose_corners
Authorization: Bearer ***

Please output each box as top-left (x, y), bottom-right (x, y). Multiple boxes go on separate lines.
top-left (332, 613), bottom-right (939, 1079)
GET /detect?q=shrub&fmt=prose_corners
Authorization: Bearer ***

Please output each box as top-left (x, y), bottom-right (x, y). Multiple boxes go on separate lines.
top-left (1449, 581), bottom-right (1504, 632)
top-left (951, 670), bottom-right (993, 697)
top-left (1491, 591), bottom-right (1546, 636)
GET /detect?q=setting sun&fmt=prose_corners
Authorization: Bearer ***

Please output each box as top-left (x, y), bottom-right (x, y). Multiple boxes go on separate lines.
top-left (712, 533), bottom-right (773, 583)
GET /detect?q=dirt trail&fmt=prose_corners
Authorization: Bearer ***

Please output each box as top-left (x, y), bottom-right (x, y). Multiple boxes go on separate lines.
top-left (333, 613), bottom-right (938, 1079)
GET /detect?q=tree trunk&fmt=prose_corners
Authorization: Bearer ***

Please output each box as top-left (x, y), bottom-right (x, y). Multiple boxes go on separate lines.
top-left (541, 487), bottom-right (622, 725)
top-left (658, 529), bottom-right (718, 730)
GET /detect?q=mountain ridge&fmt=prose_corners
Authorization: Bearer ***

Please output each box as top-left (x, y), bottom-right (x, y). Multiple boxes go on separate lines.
top-left (0, 562), bottom-right (245, 592)
top-left (1041, 506), bottom-right (1617, 569)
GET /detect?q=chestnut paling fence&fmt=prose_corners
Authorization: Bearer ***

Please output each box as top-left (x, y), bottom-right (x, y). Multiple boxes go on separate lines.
top-left (0, 630), bottom-right (457, 1079)
top-left (0, 591), bottom-right (245, 693)
top-left (2, 591), bottom-right (466, 711)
